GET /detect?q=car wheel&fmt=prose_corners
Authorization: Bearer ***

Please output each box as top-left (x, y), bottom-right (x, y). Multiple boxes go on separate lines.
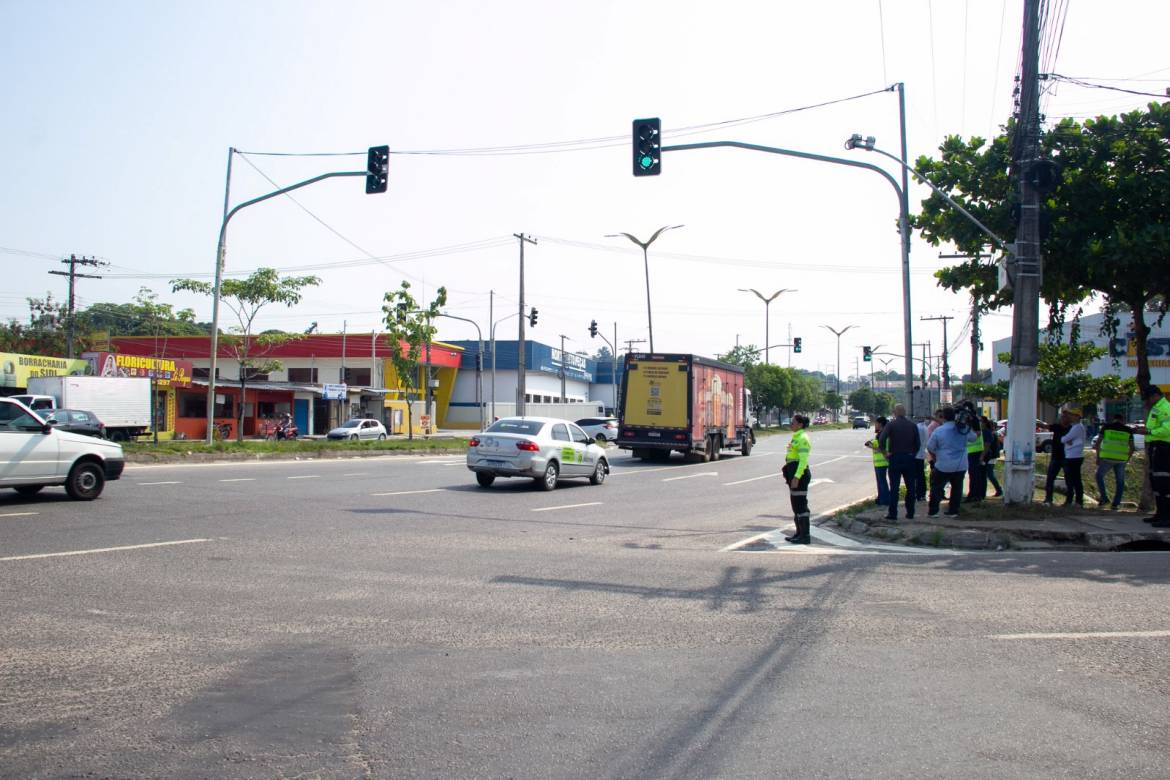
top-left (1040, 441), bottom-right (1051, 453)
top-left (350, 434), bottom-right (359, 441)
top-left (741, 436), bottom-right (753, 456)
top-left (65, 461), bottom-right (105, 501)
top-left (595, 433), bottom-right (607, 445)
top-left (14, 485), bottom-right (44, 497)
top-left (590, 459), bottom-right (608, 485)
top-left (378, 433), bottom-right (387, 441)
top-left (537, 461), bottom-right (559, 491)
top-left (476, 472), bottom-right (495, 488)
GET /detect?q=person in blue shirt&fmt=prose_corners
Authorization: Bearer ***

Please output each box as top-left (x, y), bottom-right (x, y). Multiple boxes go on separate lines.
top-left (926, 406), bottom-right (980, 517)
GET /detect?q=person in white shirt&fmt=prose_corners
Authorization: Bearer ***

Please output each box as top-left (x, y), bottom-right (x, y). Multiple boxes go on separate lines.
top-left (1060, 408), bottom-right (1086, 507)
top-left (915, 416), bottom-right (930, 501)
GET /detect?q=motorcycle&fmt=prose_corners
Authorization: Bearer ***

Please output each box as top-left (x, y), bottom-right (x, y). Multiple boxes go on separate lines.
top-left (275, 418), bottom-right (299, 440)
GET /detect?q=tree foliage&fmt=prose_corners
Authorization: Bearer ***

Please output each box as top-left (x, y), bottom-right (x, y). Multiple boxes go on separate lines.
top-left (995, 342), bottom-right (1138, 408)
top-left (0, 294), bottom-right (79, 356)
top-left (172, 268), bottom-right (320, 441)
top-left (716, 344), bottom-right (760, 369)
top-left (79, 287), bottom-right (207, 338)
top-left (912, 101), bottom-right (1170, 395)
top-left (382, 281), bottom-right (448, 439)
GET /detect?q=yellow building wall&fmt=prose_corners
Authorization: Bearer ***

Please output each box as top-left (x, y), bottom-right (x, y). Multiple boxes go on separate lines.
top-left (381, 345), bottom-right (462, 433)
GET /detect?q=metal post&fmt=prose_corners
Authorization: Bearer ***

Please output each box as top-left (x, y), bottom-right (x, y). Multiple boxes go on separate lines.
top-left (559, 334), bottom-right (568, 403)
top-left (896, 83), bottom-right (915, 416)
top-left (612, 322), bottom-right (618, 416)
top-left (641, 244), bottom-right (654, 352)
top-left (514, 233), bottom-right (536, 415)
top-left (206, 147), bottom-right (234, 443)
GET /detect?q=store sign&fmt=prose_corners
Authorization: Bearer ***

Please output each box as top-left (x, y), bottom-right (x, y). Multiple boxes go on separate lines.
top-left (323, 383), bottom-right (348, 400)
top-left (0, 352), bottom-right (89, 389)
top-left (543, 349), bottom-right (593, 382)
top-left (83, 352), bottom-right (193, 388)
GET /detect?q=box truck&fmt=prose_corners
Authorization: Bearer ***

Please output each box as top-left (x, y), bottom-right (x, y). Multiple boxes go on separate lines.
top-left (24, 375), bottom-right (152, 441)
top-left (617, 353), bottom-right (754, 461)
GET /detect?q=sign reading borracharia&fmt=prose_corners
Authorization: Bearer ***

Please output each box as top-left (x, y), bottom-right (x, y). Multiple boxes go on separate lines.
top-left (0, 352), bottom-right (89, 389)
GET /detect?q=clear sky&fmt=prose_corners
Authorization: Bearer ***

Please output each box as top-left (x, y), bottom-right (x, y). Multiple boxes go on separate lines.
top-left (2, 1), bottom-right (1166, 381)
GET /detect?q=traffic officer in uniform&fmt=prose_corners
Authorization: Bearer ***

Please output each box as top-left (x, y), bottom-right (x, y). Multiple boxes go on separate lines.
top-left (1093, 413), bottom-right (1134, 510)
top-left (784, 414), bottom-right (813, 544)
top-left (1140, 386), bottom-right (1170, 527)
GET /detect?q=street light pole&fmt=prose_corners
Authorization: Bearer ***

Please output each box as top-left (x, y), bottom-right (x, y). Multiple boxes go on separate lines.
top-left (605, 225), bottom-right (684, 353)
top-left (434, 312), bottom-right (485, 431)
top-left (821, 324), bottom-right (858, 400)
top-left (491, 311), bottom-right (519, 423)
top-left (737, 288), bottom-right (795, 364)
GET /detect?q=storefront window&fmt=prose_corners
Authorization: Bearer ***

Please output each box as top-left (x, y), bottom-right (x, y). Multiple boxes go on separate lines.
top-left (288, 367), bottom-right (318, 383)
top-left (343, 368), bottom-right (371, 386)
top-left (178, 392), bottom-right (204, 418)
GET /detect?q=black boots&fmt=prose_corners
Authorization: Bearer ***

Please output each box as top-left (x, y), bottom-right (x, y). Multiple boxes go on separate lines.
top-left (787, 515), bottom-right (811, 544)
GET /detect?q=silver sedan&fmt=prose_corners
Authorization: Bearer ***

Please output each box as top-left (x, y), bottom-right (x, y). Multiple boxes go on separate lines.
top-left (467, 416), bottom-right (610, 490)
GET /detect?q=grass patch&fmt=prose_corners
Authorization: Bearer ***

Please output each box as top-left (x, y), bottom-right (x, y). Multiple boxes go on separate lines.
top-left (124, 436), bottom-right (469, 461)
top-left (1033, 450), bottom-right (1147, 506)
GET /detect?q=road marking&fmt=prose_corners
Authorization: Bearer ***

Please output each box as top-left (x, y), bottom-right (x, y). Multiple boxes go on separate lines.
top-left (809, 478), bottom-right (836, 487)
top-left (138, 481), bottom-right (182, 486)
top-left (286, 475), bottom-right (319, 480)
top-left (989, 630), bottom-right (1170, 641)
top-left (371, 488), bottom-right (445, 496)
top-left (343, 472), bottom-right (367, 476)
top-left (218, 478), bottom-right (255, 482)
top-left (418, 459), bottom-right (463, 464)
top-left (813, 455), bottom-right (849, 467)
top-left (663, 471), bottom-right (718, 482)
top-left (724, 473), bottom-right (776, 486)
top-left (721, 501), bottom-right (863, 552)
top-left (0, 512), bottom-right (39, 518)
top-left (531, 502), bottom-right (603, 512)
top-left (0, 538), bottom-right (211, 562)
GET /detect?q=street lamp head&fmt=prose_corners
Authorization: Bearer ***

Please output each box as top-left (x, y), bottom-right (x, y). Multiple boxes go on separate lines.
top-left (844, 134), bottom-right (876, 151)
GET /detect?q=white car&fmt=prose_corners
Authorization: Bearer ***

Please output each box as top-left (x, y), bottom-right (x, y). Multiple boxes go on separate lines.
top-left (0, 397), bottom-right (125, 500)
top-left (575, 416), bottom-right (619, 444)
top-left (467, 416), bottom-right (609, 490)
top-left (327, 418), bottom-right (388, 441)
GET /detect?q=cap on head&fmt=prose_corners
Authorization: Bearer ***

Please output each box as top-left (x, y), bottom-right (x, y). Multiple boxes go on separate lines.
top-left (1144, 385), bottom-right (1164, 399)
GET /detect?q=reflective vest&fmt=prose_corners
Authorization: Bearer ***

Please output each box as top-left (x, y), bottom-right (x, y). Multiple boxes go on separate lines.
top-left (1148, 397), bottom-right (1170, 445)
top-left (786, 429), bottom-right (811, 478)
top-left (1099, 427), bottom-right (1132, 462)
top-left (966, 434), bottom-right (984, 455)
top-left (871, 437), bottom-right (888, 467)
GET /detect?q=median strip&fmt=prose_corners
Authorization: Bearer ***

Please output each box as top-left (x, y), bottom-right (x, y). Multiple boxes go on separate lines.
top-left (531, 502), bottom-right (603, 512)
top-left (0, 538), bottom-right (211, 562)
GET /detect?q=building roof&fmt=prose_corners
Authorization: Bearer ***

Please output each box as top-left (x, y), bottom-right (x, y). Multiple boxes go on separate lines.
top-left (110, 334), bottom-right (464, 368)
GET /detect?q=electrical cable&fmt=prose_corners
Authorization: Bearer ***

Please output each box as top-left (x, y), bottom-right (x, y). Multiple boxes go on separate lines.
top-left (1044, 74), bottom-right (1169, 99)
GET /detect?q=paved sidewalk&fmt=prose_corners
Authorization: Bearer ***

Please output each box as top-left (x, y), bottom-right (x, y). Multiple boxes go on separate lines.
top-left (822, 498), bottom-right (1170, 551)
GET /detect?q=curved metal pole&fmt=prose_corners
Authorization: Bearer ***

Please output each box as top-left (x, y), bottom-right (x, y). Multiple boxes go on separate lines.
top-left (436, 312), bottom-right (485, 430)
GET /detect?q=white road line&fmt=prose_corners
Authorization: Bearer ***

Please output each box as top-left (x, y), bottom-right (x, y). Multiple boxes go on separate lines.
top-left (418, 459), bottom-right (463, 464)
top-left (218, 478), bottom-right (255, 482)
top-left (724, 473), bottom-right (776, 486)
top-left (531, 502), bottom-right (603, 512)
top-left (663, 471), bottom-right (718, 482)
top-left (286, 475), bottom-right (319, 480)
top-left (808, 478), bottom-right (835, 487)
top-left (0, 538), bottom-right (211, 563)
top-left (371, 488), bottom-right (445, 496)
top-left (721, 501), bottom-right (860, 552)
top-left (989, 630), bottom-right (1170, 641)
top-left (0, 512), bottom-right (38, 519)
top-left (343, 472), bottom-right (367, 476)
top-left (813, 455), bottom-right (849, 467)
top-left (138, 481), bottom-right (182, 486)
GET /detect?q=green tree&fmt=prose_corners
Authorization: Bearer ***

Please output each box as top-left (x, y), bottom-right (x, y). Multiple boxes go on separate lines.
top-left (848, 387), bottom-right (877, 415)
top-left (745, 363), bottom-right (792, 421)
top-left (717, 344), bottom-right (760, 369)
top-left (996, 341), bottom-right (1138, 408)
top-left (787, 370), bottom-right (824, 415)
top-left (172, 268), bottom-right (320, 441)
top-left (0, 294), bottom-right (79, 356)
top-left (79, 287), bottom-right (207, 339)
top-left (382, 281), bottom-right (448, 440)
top-left (913, 101), bottom-right (1170, 396)
top-left (874, 392), bottom-right (896, 417)
top-left (823, 391), bottom-right (844, 420)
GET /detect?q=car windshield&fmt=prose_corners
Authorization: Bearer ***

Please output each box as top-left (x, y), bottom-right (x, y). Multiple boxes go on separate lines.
top-left (487, 419), bottom-right (543, 435)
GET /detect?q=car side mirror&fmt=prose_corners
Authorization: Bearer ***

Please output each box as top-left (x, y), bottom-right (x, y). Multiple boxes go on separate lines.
top-left (42, 423), bottom-right (54, 435)
top-left (46, 418), bottom-right (59, 425)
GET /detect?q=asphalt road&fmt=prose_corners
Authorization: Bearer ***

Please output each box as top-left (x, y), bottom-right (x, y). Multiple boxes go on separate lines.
top-left (3, 428), bottom-right (1169, 778)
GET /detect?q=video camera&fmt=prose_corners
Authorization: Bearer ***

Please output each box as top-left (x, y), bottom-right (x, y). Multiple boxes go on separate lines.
top-left (954, 400), bottom-right (979, 434)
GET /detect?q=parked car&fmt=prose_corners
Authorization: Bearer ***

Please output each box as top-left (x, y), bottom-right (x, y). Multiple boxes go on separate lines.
top-left (327, 418), bottom-right (388, 441)
top-left (996, 419), bottom-right (1053, 452)
top-left (8, 394), bottom-right (55, 412)
top-left (851, 415), bottom-right (869, 429)
top-left (43, 408), bottom-right (105, 438)
top-left (575, 416), bottom-right (619, 444)
top-left (0, 397), bottom-right (125, 500)
top-left (467, 416), bottom-right (609, 490)
top-left (813, 415), bottom-right (829, 425)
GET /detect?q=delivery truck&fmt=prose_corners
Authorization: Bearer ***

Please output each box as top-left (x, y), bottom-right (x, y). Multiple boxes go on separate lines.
top-left (617, 353), bottom-right (754, 461)
top-left (24, 375), bottom-right (152, 441)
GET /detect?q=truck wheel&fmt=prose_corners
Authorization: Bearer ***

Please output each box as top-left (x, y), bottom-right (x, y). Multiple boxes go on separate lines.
top-left (65, 462), bottom-right (105, 501)
top-left (590, 459), bottom-right (608, 485)
top-left (476, 472), bottom-right (495, 488)
top-left (14, 485), bottom-right (44, 497)
top-left (741, 436), bottom-right (753, 456)
top-left (710, 435), bottom-right (721, 462)
top-left (536, 461), bottom-right (559, 491)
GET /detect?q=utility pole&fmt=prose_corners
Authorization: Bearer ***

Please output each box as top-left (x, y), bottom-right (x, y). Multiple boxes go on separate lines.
top-left (340, 320), bottom-right (347, 425)
top-left (514, 233), bottom-right (537, 416)
top-left (48, 255), bottom-right (105, 358)
top-left (1005, 0), bottom-right (1043, 504)
top-left (558, 334), bottom-right (569, 403)
top-left (624, 338), bottom-right (646, 354)
top-left (920, 316), bottom-right (954, 390)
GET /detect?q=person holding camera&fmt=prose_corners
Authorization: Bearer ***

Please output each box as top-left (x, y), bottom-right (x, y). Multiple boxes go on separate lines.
top-left (927, 406), bottom-right (980, 517)
top-left (865, 416), bottom-right (891, 508)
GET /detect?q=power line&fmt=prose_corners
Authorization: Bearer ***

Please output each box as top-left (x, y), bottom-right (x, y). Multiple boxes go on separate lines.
top-left (1044, 73), bottom-right (1169, 98)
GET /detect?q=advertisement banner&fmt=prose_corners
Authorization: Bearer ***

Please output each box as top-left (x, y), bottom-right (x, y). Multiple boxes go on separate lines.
top-left (82, 352), bottom-right (193, 388)
top-left (0, 352), bottom-right (89, 389)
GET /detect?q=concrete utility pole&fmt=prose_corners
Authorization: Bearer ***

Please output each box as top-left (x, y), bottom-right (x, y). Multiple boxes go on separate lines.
top-left (623, 339), bottom-right (646, 354)
top-left (514, 233), bottom-right (537, 416)
top-left (1005, 0), bottom-right (1043, 505)
top-left (48, 255), bottom-right (106, 358)
top-left (920, 316), bottom-right (954, 390)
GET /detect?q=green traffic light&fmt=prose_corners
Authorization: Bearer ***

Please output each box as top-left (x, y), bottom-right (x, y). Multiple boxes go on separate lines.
top-left (639, 155), bottom-right (653, 169)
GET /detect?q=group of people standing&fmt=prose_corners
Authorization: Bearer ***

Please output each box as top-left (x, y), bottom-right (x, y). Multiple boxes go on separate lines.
top-left (865, 403), bottom-right (1001, 520)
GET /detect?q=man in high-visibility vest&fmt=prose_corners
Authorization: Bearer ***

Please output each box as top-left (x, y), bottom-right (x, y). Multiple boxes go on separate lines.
top-left (1093, 413), bottom-right (1134, 511)
top-left (1140, 386), bottom-right (1170, 527)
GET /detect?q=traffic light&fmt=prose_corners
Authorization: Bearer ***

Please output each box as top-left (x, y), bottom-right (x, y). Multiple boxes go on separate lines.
top-left (863, 346), bottom-right (872, 362)
top-left (589, 319), bottom-right (598, 338)
top-left (366, 145), bottom-right (389, 194)
top-left (394, 302), bottom-right (408, 323)
top-left (793, 337), bottom-right (802, 354)
top-left (632, 118), bottom-right (661, 176)
top-left (528, 307), bottom-right (539, 327)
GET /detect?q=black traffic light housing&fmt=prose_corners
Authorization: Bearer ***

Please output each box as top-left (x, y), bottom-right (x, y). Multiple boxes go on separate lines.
top-left (589, 319), bottom-right (598, 338)
top-left (793, 337), bottom-right (802, 354)
top-left (632, 118), bottom-right (661, 176)
top-left (366, 145), bottom-right (389, 194)
top-left (528, 308), bottom-right (539, 327)
top-left (863, 346), bottom-right (872, 362)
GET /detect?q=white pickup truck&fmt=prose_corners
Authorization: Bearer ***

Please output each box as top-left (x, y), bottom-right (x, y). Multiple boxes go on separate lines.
top-left (0, 397), bottom-right (125, 500)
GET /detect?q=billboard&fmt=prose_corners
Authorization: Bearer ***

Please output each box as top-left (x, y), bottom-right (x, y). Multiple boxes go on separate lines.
top-left (0, 352), bottom-right (89, 389)
top-left (83, 352), bottom-right (193, 388)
